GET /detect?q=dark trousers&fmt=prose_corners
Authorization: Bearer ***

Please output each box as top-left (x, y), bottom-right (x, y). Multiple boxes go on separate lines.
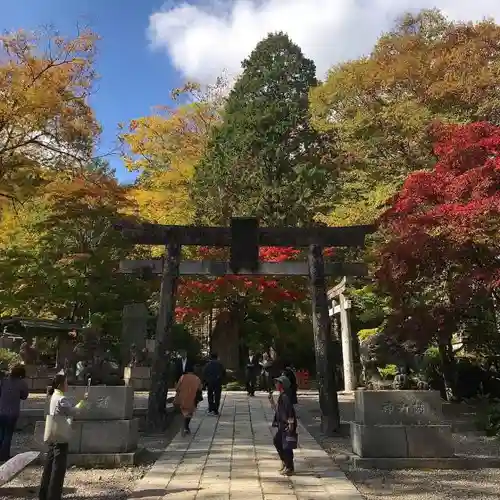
top-left (246, 374), bottom-right (256, 395)
top-left (39, 442), bottom-right (68, 500)
top-left (261, 372), bottom-right (272, 393)
top-left (184, 416), bottom-right (192, 430)
top-left (207, 383), bottom-right (222, 413)
top-left (0, 415), bottom-right (17, 461)
top-left (273, 431), bottom-right (294, 470)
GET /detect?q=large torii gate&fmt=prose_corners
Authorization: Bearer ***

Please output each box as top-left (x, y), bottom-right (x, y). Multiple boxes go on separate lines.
top-left (115, 218), bottom-right (374, 434)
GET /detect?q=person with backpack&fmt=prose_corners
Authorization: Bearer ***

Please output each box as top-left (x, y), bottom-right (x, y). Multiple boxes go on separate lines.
top-left (39, 372), bottom-right (88, 500)
top-left (0, 364), bottom-right (29, 461)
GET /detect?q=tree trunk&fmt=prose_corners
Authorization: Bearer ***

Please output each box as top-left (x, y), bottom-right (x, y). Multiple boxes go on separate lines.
top-left (438, 333), bottom-right (457, 402)
top-left (307, 244), bottom-right (341, 435)
top-left (147, 241), bottom-right (181, 430)
top-left (211, 302), bottom-right (242, 371)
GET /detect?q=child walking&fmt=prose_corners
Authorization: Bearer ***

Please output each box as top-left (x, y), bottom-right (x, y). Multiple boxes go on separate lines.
top-left (39, 373), bottom-right (87, 500)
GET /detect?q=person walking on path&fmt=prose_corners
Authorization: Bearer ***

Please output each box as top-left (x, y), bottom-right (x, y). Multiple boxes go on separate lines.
top-left (173, 350), bottom-right (195, 385)
top-left (281, 361), bottom-right (298, 405)
top-left (260, 352), bottom-right (274, 395)
top-left (203, 353), bottom-right (225, 416)
top-left (0, 364), bottom-right (29, 461)
top-left (245, 350), bottom-right (259, 396)
top-left (174, 368), bottom-right (202, 436)
top-left (270, 375), bottom-right (298, 476)
top-left (39, 372), bottom-right (88, 500)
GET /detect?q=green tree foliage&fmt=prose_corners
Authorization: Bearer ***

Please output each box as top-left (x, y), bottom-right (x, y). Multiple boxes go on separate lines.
top-left (0, 162), bottom-right (150, 322)
top-left (310, 9), bottom-right (500, 225)
top-left (192, 32), bottom-right (337, 226)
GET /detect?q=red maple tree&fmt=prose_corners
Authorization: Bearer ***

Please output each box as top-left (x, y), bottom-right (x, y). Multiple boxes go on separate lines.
top-left (175, 245), bottom-right (338, 321)
top-left (376, 121), bottom-right (500, 345)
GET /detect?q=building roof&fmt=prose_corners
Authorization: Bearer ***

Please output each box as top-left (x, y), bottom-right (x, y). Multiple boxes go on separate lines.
top-left (0, 317), bottom-right (82, 335)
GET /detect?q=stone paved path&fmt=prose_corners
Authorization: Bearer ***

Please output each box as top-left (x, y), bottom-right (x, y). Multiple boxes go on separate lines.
top-left (130, 391), bottom-right (363, 500)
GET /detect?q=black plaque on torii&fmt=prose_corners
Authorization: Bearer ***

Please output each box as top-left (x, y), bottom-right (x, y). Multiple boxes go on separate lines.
top-left (115, 217), bottom-right (374, 433)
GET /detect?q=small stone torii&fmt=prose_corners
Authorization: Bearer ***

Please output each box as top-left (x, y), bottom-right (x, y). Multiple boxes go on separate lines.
top-left (328, 276), bottom-right (356, 392)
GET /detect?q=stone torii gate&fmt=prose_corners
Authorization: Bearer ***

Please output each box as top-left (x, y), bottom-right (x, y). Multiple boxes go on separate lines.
top-left (115, 218), bottom-right (373, 433)
top-left (328, 277), bottom-right (356, 392)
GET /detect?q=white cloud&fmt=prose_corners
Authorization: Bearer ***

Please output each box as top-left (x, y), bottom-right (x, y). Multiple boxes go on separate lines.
top-left (148, 0), bottom-right (500, 85)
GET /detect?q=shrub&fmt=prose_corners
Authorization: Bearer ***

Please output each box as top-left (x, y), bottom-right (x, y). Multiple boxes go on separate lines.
top-left (0, 348), bottom-right (22, 370)
top-left (473, 397), bottom-right (500, 436)
top-left (378, 364), bottom-right (398, 380)
top-left (358, 328), bottom-right (378, 342)
top-left (224, 381), bottom-right (245, 391)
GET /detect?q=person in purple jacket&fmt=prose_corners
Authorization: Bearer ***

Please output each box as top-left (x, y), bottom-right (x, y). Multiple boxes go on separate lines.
top-left (0, 364), bottom-right (29, 461)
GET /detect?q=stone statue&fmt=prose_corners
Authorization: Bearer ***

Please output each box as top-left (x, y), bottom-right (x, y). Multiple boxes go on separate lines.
top-left (128, 344), bottom-right (150, 367)
top-left (360, 331), bottom-right (429, 390)
top-left (19, 340), bottom-right (37, 365)
top-left (128, 344), bottom-right (139, 367)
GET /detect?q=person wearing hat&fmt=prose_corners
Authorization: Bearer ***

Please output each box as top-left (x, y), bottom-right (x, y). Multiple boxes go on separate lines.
top-left (281, 361), bottom-right (298, 405)
top-left (269, 375), bottom-right (298, 476)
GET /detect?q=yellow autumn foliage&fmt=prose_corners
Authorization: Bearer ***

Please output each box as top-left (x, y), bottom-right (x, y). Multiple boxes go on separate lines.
top-left (121, 81), bottom-right (226, 231)
top-left (0, 28), bottom-right (100, 203)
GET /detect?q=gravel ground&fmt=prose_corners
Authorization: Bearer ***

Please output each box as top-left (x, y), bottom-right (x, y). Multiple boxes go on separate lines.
top-left (0, 414), bottom-right (182, 500)
top-left (296, 397), bottom-right (500, 500)
top-left (7, 391), bottom-right (500, 499)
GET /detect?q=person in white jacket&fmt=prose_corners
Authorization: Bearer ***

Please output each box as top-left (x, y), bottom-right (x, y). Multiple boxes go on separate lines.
top-left (39, 372), bottom-right (87, 500)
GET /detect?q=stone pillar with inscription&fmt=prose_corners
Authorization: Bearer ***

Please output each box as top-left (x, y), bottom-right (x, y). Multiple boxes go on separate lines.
top-left (351, 390), bottom-right (454, 465)
top-left (34, 386), bottom-right (138, 467)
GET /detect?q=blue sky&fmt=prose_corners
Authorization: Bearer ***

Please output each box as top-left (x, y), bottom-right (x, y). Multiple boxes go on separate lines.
top-left (4, 1), bottom-right (499, 184)
top-left (2, 0), bottom-right (184, 184)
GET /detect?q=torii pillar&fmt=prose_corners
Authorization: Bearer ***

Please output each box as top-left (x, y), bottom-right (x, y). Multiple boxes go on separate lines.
top-left (328, 277), bottom-right (356, 392)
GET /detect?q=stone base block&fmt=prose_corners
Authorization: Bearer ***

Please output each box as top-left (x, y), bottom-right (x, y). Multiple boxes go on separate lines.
top-left (36, 452), bottom-right (137, 468)
top-left (34, 421), bottom-right (83, 453)
top-left (43, 385), bottom-right (134, 420)
top-left (351, 423), bottom-right (454, 458)
top-left (354, 390), bottom-right (445, 426)
top-left (339, 400), bottom-right (354, 422)
top-left (34, 419), bottom-right (139, 454)
top-left (350, 456), bottom-right (500, 470)
top-left (81, 419), bottom-right (139, 453)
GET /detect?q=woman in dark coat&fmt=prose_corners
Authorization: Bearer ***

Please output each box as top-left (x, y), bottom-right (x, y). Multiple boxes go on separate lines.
top-left (0, 364), bottom-right (29, 461)
top-left (270, 375), bottom-right (298, 476)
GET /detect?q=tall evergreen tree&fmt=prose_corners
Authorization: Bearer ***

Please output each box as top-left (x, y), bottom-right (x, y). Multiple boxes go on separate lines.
top-left (192, 32), bottom-right (337, 226)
